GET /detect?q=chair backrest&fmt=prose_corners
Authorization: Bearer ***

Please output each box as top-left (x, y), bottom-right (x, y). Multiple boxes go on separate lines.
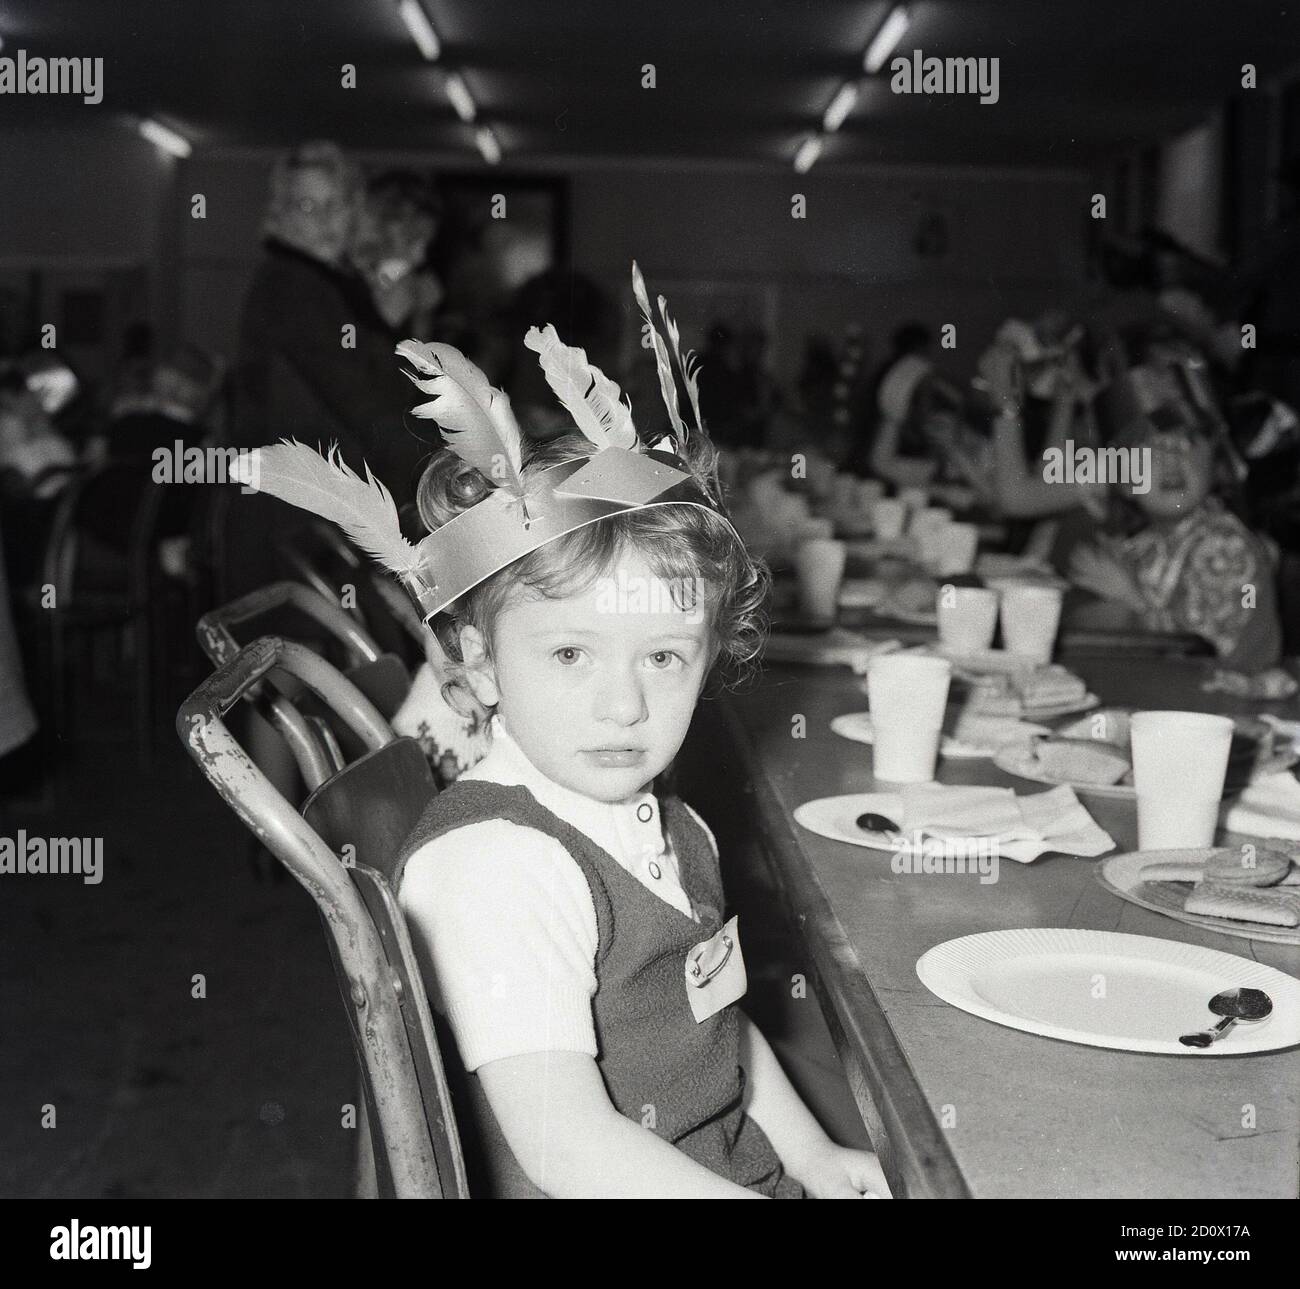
top-left (41, 460), bottom-right (167, 607)
top-left (177, 636), bottom-right (468, 1198)
top-left (278, 521), bottom-right (419, 662)
top-left (276, 520), bottom-right (371, 626)
top-left (196, 581), bottom-right (408, 782)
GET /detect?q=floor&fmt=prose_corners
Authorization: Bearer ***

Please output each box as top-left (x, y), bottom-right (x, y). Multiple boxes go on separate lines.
top-left (0, 618), bottom-right (868, 1198)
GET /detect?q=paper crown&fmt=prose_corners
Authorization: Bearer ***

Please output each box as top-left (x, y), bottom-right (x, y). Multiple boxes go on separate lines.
top-left (232, 262), bottom-right (734, 622)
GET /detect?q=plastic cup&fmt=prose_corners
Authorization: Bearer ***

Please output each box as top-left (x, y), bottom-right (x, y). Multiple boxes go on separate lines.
top-left (909, 506), bottom-right (952, 536)
top-left (871, 498), bottom-right (907, 540)
top-left (937, 586), bottom-right (999, 653)
top-left (1130, 711), bottom-right (1234, 848)
top-left (1000, 585), bottom-right (1064, 665)
top-left (936, 522), bottom-right (979, 576)
top-left (866, 654), bottom-right (953, 782)
top-left (794, 538), bottom-right (846, 620)
top-left (898, 486), bottom-right (929, 514)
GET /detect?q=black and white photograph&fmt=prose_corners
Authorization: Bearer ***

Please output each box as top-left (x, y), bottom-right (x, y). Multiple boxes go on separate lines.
top-left (2, 0), bottom-right (1299, 1247)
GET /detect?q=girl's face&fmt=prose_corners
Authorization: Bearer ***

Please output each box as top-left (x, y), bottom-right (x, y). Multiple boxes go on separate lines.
top-left (1133, 430), bottom-right (1213, 521)
top-left (460, 549), bottom-right (715, 803)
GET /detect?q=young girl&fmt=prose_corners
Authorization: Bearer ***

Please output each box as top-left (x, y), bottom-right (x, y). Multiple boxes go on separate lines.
top-left (240, 269), bottom-right (891, 1199)
top-left (1067, 400), bottom-right (1282, 672)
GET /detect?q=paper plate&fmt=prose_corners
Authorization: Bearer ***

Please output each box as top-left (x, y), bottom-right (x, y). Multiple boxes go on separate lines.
top-left (964, 691), bottom-right (1101, 721)
top-left (994, 742), bottom-right (1135, 799)
top-left (916, 927), bottom-right (1300, 1053)
top-left (1097, 850), bottom-right (1300, 947)
top-left (829, 711), bottom-right (987, 760)
top-left (793, 791), bottom-right (920, 852)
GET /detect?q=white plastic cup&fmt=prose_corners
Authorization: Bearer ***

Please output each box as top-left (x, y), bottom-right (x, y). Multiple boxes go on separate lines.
top-left (872, 498), bottom-right (907, 540)
top-left (909, 505), bottom-right (952, 536)
top-left (794, 538), bottom-right (847, 620)
top-left (937, 586), bottom-right (999, 652)
top-left (1130, 711), bottom-right (1234, 848)
top-left (1000, 585), bottom-right (1064, 665)
top-left (936, 522), bottom-right (979, 577)
top-left (899, 486), bottom-right (929, 514)
top-left (866, 654), bottom-right (953, 782)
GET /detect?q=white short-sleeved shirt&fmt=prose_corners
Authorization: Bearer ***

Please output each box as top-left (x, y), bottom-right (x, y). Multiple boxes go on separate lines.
top-left (398, 714), bottom-right (719, 1071)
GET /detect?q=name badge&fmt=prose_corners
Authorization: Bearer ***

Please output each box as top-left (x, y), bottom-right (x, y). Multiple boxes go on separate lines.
top-left (684, 915), bottom-right (746, 1023)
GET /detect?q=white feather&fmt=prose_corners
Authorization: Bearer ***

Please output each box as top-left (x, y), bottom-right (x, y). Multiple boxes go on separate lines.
top-left (523, 324), bottom-right (636, 451)
top-left (232, 439), bottom-right (428, 578)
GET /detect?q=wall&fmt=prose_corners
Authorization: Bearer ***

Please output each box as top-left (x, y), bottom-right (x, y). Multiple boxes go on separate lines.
top-left (2, 125), bottom-right (1092, 389)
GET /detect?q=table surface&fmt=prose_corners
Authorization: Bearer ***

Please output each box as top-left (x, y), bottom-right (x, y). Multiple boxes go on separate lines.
top-left (720, 654), bottom-right (1300, 1199)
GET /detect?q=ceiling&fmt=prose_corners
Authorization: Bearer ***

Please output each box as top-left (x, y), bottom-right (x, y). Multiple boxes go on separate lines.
top-left (2, 0), bottom-right (1299, 168)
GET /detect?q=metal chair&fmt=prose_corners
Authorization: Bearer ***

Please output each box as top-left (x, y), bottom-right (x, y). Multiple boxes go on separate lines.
top-left (197, 580), bottom-right (413, 773)
top-left (177, 636), bottom-right (468, 1198)
top-left (277, 520), bottom-right (417, 663)
top-left (38, 460), bottom-right (167, 768)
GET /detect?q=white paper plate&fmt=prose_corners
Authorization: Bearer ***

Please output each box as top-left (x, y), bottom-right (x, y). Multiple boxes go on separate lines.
top-left (793, 791), bottom-right (1009, 855)
top-left (829, 711), bottom-right (987, 760)
top-left (1097, 850), bottom-right (1300, 947)
top-left (916, 927), bottom-right (1300, 1054)
top-left (994, 742), bottom-right (1136, 799)
top-left (965, 691), bottom-right (1101, 721)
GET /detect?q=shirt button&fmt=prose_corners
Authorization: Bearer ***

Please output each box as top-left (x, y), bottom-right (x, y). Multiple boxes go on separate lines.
top-left (648, 861), bottom-right (662, 880)
top-left (637, 803), bottom-right (653, 823)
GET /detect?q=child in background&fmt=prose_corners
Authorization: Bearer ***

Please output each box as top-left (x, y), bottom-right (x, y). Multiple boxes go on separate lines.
top-left (1068, 402), bottom-right (1282, 672)
top-left (240, 267), bottom-right (891, 1199)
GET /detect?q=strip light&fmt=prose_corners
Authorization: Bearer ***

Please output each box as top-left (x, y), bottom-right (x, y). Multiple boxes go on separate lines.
top-left (475, 125), bottom-right (501, 165)
top-left (399, 0), bottom-right (441, 61)
top-left (139, 118), bottom-right (192, 159)
top-left (444, 71), bottom-right (477, 122)
top-left (793, 134), bottom-right (823, 174)
top-left (822, 81), bottom-right (858, 132)
top-left (864, 5), bottom-right (909, 73)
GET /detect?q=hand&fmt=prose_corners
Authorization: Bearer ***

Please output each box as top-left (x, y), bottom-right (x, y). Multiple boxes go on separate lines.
top-left (789, 1139), bottom-right (893, 1199)
top-left (1068, 545), bottom-right (1146, 612)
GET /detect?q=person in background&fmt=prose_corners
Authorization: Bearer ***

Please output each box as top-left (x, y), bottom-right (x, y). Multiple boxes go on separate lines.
top-left (697, 322), bottom-right (746, 447)
top-left (1068, 398), bottom-right (1281, 673)
top-left (229, 141), bottom-right (430, 597)
top-left (862, 323), bottom-right (963, 487)
top-left (349, 169), bottom-right (444, 336)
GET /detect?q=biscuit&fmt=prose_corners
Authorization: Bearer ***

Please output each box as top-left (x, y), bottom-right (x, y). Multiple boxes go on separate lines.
top-left (1184, 881), bottom-right (1300, 928)
top-left (1205, 846), bottom-right (1290, 886)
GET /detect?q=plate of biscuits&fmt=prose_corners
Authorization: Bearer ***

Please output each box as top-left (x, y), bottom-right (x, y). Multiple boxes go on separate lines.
top-left (995, 708), bottom-right (1287, 799)
top-left (1098, 846), bottom-right (1300, 945)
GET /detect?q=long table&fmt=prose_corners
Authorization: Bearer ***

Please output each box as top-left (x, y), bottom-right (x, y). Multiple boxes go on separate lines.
top-left (704, 655), bottom-right (1300, 1199)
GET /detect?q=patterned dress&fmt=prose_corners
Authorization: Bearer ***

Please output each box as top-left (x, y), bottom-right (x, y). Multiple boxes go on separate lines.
top-left (1119, 498), bottom-right (1281, 672)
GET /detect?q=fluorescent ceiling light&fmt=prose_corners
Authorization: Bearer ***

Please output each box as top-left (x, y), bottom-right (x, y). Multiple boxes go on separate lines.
top-left (864, 5), bottom-right (909, 73)
top-left (475, 125), bottom-right (501, 165)
top-left (138, 118), bottom-right (192, 159)
top-left (793, 134), bottom-right (823, 174)
top-left (822, 81), bottom-right (859, 132)
top-left (444, 71), bottom-right (477, 122)
top-left (399, 0), bottom-right (441, 61)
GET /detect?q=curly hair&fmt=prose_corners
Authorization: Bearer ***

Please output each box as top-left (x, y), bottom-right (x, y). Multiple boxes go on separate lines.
top-left (415, 430), bottom-right (771, 724)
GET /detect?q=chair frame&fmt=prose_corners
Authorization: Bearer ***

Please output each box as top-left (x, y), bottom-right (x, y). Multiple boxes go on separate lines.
top-left (177, 636), bottom-right (468, 1198)
top-left (196, 580), bottom-right (390, 791)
